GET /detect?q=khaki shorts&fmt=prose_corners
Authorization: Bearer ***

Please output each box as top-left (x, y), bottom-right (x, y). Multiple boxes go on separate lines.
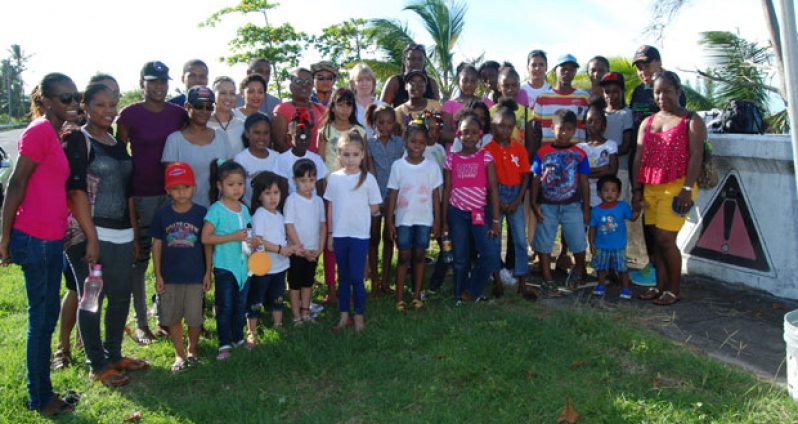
top-left (160, 284), bottom-right (204, 327)
top-left (643, 177), bottom-right (697, 232)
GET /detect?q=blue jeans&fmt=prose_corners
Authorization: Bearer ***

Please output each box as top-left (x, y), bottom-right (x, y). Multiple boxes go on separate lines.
top-left (8, 229), bottom-right (63, 411)
top-left (447, 206), bottom-right (500, 299)
top-left (395, 225), bottom-right (432, 250)
top-left (246, 271), bottom-right (286, 317)
top-left (214, 269), bottom-right (249, 348)
top-left (334, 237), bottom-right (369, 315)
top-left (498, 184), bottom-right (529, 277)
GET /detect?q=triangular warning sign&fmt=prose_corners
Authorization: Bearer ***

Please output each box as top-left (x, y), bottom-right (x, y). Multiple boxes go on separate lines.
top-left (689, 174), bottom-right (769, 271)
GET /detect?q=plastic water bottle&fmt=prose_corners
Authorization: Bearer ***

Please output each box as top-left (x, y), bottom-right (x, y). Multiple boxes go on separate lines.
top-left (79, 264), bottom-right (103, 313)
top-left (442, 233), bottom-right (454, 264)
top-left (242, 224), bottom-right (253, 256)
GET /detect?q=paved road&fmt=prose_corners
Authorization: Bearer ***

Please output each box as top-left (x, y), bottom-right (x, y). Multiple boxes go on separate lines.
top-left (0, 128), bottom-right (23, 164)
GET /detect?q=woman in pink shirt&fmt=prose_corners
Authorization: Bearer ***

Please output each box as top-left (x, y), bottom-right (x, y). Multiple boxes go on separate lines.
top-left (632, 71), bottom-right (705, 306)
top-left (0, 73), bottom-right (84, 416)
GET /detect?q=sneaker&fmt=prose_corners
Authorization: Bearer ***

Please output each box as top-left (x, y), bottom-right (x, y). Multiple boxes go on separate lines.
top-left (593, 284), bottom-right (606, 296)
top-left (455, 299), bottom-right (464, 307)
top-left (619, 288), bottom-right (633, 300)
top-left (499, 268), bottom-right (517, 285)
top-left (630, 263), bottom-right (657, 286)
top-left (309, 302), bottom-right (324, 318)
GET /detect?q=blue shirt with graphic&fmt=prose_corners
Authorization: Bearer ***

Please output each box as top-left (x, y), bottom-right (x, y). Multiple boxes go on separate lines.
top-left (149, 203), bottom-right (207, 284)
top-left (204, 201), bottom-right (252, 289)
top-left (531, 144), bottom-right (590, 204)
top-left (589, 201), bottom-right (633, 250)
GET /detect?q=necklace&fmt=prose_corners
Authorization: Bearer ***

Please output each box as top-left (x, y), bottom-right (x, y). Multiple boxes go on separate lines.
top-left (85, 126), bottom-right (117, 146)
top-left (213, 113), bottom-right (231, 131)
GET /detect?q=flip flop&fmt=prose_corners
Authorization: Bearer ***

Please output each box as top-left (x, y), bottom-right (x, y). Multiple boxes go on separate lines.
top-left (111, 357), bottom-right (149, 372)
top-left (639, 287), bottom-right (661, 300)
top-left (171, 358), bottom-right (188, 373)
top-left (654, 290), bottom-right (680, 306)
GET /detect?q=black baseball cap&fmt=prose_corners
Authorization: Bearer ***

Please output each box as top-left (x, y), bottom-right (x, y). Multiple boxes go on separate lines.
top-left (404, 69), bottom-right (428, 82)
top-left (141, 61), bottom-right (171, 81)
top-left (632, 45), bottom-right (661, 64)
top-left (187, 86), bottom-right (215, 105)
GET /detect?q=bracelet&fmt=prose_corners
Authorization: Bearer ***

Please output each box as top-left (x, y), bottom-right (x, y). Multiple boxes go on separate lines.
top-left (681, 185), bottom-right (693, 192)
top-left (277, 245), bottom-right (282, 254)
top-left (492, 219), bottom-right (500, 223)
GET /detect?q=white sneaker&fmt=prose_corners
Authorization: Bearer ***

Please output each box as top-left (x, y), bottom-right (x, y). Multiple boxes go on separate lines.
top-left (499, 268), bottom-right (517, 285)
top-left (309, 302), bottom-right (324, 317)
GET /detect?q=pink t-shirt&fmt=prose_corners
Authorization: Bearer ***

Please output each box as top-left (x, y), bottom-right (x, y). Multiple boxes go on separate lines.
top-left (639, 115), bottom-right (690, 185)
top-left (444, 150), bottom-right (494, 211)
top-left (14, 118), bottom-right (70, 240)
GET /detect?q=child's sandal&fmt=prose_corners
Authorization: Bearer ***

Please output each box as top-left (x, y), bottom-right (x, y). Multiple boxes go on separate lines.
top-left (395, 301), bottom-right (407, 312)
top-left (411, 299), bottom-right (424, 310)
top-left (245, 332), bottom-right (256, 350)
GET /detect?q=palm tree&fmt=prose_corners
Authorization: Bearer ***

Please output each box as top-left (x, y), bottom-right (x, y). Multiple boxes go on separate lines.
top-left (364, 18), bottom-right (415, 82)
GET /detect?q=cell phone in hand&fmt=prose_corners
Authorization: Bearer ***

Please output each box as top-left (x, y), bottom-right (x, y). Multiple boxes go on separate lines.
top-left (671, 196), bottom-right (694, 216)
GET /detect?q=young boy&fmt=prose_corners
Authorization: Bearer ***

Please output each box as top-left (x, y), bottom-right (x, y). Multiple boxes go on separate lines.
top-left (284, 159), bottom-right (327, 324)
top-left (588, 175), bottom-right (639, 300)
top-left (530, 109), bottom-right (591, 295)
top-left (149, 162), bottom-right (211, 372)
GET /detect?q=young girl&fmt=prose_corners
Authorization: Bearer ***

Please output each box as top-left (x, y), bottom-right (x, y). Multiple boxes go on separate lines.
top-left (489, 66), bottom-right (533, 147)
top-left (386, 120), bottom-right (442, 310)
top-left (201, 160), bottom-right (251, 361)
top-left (324, 130), bottom-right (382, 333)
top-left (443, 64), bottom-right (481, 131)
top-left (395, 70), bottom-right (443, 130)
top-left (483, 99), bottom-right (531, 297)
top-left (234, 114), bottom-right (278, 207)
top-left (284, 159), bottom-right (326, 324)
top-left (442, 115), bottom-right (501, 304)
top-left (245, 171), bottom-right (295, 347)
top-left (576, 97), bottom-right (619, 207)
top-left (366, 104), bottom-right (404, 295)
top-left (600, 72), bottom-right (634, 189)
top-left (451, 101), bottom-right (492, 153)
top-left (318, 88), bottom-right (367, 174)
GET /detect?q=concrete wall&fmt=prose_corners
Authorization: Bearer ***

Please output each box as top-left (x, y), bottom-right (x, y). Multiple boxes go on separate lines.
top-left (678, 133), bottom-right (798, 299)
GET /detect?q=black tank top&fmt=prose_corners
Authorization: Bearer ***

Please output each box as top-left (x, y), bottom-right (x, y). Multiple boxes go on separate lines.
top-left (390, 73), bottom-right (436, 107)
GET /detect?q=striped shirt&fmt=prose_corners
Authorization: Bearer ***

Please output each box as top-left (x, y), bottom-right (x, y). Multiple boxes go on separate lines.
top-left (532, 88), bottom-right (590, 144)
top-left (444, 150), bottom-right (494, 211)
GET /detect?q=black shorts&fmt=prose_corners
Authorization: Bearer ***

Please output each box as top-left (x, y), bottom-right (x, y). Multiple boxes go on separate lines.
top-left (63, 252), bottom-right (77, 291)
top-left (288, 256), bottom-right (317, 290)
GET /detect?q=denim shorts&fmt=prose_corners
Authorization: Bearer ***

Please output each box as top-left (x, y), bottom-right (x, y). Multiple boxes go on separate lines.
top-left (592, 248), bottom-right (628, 272)
top-left (532, 202), bottom-right (587, 254)
top-left (395, 225), bottom-right (432, 250)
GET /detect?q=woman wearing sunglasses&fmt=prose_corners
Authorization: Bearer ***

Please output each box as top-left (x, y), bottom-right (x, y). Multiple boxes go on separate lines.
top-left (380, 43), bottom-right (441, 107)
top-left (0, 73), bottom-right (82, 417)
top-left (162, 86), bottom-right (233, 208)
top-left (271, 67), bottom-right (327, 153)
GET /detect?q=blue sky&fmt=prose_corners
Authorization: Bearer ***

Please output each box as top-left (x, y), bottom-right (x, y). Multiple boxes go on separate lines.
top-left (3, 0), bottom-right (780, 102)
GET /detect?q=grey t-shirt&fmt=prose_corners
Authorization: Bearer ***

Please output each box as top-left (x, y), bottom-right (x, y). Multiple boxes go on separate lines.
top-left (162, 128), bottom-right (233, 207)
top-left (604, 108), bottom-right (634, 171)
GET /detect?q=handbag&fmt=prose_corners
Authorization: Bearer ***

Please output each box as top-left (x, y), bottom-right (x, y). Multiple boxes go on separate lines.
top-left (63, 129), bottom-right (92, 250)
top-left (686, 112), bottom-right (719, 189)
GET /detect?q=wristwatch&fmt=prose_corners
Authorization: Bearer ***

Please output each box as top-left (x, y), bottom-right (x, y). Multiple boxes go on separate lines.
top-left (681, 185), bottom-right (693, 192)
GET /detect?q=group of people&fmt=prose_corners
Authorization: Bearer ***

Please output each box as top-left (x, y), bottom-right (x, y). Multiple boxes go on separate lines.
top-left (0, 42), bottom-right (705, 416)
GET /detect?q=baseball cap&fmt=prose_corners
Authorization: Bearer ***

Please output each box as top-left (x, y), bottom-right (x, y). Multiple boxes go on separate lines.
top-left (187, 86), bottom-right (215, 106)
top-left (555, 54), bottom-right (579, 68)
top-left (311, 61), bottom-right (339, 76)
top-left (632, 45), bottom-right (661, 64)
top-left (141, 61), bottom-right (171, 81)
top-left (164, 162), bottom-right (195, 190)
top-left (404, 69), bottom-right (428, 82)
top-left (599, 72), bottom-right (625, 88)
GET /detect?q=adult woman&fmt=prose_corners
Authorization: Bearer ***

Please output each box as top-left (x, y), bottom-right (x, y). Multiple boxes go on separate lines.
top-left (521, 50), bottom-right (551, 109)
top-left (208, 76), bottom-right (245, 154)
top-left (65, 83), bottom-right (147, 387)
top-left (162, 86), bottom-right (233, 208)
top-left (0, 72), bottom-right (82, 416)
top-left (632, 71), bottom-right (705, 306)
top-left (271, 67), bottom-right (327, 154)
top-left (117, 60), bottom-right (187, 344)
top-left (349, 63), bottom-right (384, 131)
top-left (233, 74), bottom-right (268, 121)
top-left (380, 44), bottom-right (441, 107)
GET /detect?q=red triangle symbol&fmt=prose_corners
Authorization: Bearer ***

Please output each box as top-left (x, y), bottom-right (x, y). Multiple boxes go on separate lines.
top-left (696, 202), bottom-right (756, 260)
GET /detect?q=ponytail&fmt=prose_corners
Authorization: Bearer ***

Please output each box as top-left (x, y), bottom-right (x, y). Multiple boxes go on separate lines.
top-left (209, 159), bottom-right (246, 205)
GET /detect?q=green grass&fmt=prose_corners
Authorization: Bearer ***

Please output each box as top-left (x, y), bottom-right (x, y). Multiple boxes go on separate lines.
top-left (1, 262), bottom-right (797, 423)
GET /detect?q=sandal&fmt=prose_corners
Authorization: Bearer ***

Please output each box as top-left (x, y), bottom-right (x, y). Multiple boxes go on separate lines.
top-left (111, 357), bottom-right (149, 372)
top-left (134, 327), bottom-right (156, 345)
top-left (639, 287), bottom-right (661, 300)
top-left (654, 290), bottom-right (680, 306)
top-left (186, 355), bottom-right (200, 365)
top-left (41, 396), bottom-right (76, 417)
top-left (411, 299), bottom-right (424, 310)
top-left (216, 347), bottom-right (232, 361)
top-left (395, 301), bottom-right (407, 311)
top-left (171, 358), bottom-right (188, 373)
top-left (90, 368), bottom-right (131, 387)
top-left (245, 331), bottom-right (257, 350)
top-left (52, 349), bottom-right (72, 370)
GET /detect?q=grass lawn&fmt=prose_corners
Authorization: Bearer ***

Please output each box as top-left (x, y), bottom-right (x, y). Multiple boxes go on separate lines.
top-left (1, 261), bottom-right (797, 423)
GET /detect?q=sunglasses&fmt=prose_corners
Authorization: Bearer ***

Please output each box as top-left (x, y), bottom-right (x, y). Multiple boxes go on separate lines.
top-left (315, 75), bottom-right (335, 82)
top-left (56, 92), bottom-right (81, 105)
top-left (191, 103), bottom-right (215, 112)
top-left (292, 78), bottom-right (313, 86)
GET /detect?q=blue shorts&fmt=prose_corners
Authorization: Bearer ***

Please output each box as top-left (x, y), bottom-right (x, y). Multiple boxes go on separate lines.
top-left (532, 202), bottom-right (587, 254)
top-left (592, 248), bottom-right (628, 272)
top-left (395, 225), bottom-right (432, 250)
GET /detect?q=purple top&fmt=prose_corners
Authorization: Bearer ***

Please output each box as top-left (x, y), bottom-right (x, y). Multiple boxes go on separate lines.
top-left (117, 102), bottom-right (187, 196)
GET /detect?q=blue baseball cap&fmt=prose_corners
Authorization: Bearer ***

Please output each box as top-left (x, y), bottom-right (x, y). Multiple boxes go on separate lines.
top-left (555, 54), bottom-right (579, 68)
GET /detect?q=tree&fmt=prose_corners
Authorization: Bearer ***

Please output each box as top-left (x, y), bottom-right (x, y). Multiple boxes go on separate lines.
top-left (310, 19), bottom-right (375, 68)
top-left (365, 18), bottom-right (416, 82)
top-left (201, 0), bottom-right (307, 97)
top-left (0, 44), bottom-right (30, 120)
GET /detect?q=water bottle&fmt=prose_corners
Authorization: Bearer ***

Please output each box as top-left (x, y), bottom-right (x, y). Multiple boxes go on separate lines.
top-left (441, 233), bottom-right (454, 264)
top-left (79, 264), bottom-right (103, 313)
top-left (242, 224), bottom-right (253, 256)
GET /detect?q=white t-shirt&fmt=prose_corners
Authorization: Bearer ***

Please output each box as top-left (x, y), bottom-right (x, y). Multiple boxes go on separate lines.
top-left (604, 108), bottom-right (634, 171)
top-left (234, 148), bottom-right (279, 207)
top-left (521, 81), bottom-right (552, 109)
top-left (283, 192), bottom-right (326, 250)
top-left (252, 207), bottom-right (290, 274)
top-left (275, 150), bottom-right (328, 194)
top-left (576, 139), bottom-right (619, 207)
top-left (323, 170), bottom-right (382, 239)
top-left (386, 158), bottom-right (443, 227)
top-left (208, 115), bottom-right (246, 155)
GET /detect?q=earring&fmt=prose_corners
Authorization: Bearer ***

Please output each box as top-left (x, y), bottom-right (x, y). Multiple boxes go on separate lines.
top-left (455, 130), bottom-right (461, 138)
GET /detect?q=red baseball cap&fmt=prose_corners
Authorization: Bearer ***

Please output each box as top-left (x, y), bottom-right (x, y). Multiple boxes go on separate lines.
top-left (164, 162), bottom-right (195, 190)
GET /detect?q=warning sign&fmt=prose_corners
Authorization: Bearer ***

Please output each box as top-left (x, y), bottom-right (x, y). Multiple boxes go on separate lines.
top-left (689, 174), bottom-right (770, 271)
